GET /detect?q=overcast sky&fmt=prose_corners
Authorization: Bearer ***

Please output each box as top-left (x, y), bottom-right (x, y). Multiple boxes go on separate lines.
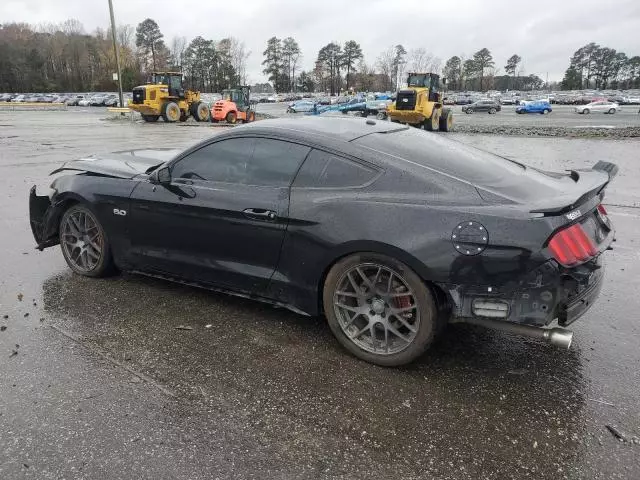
top-left (2, 0), bottom-right (639, 83)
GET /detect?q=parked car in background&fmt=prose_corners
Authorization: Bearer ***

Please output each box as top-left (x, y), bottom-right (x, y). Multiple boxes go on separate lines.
top-left (575, 101), bottom-right (620, 114)
top-left (516, 101), bottom-right (552, 114)
top-left (103, 95), bottom-right (119, 107)
top-left (500, 97), bottom-right (517, 105)
top-left (462, 100), bottom-right (501, 114)
top-left (78, 96), bottom-right (92, 107)
top-left (287, 100), bottom-right (316, 113)
top-left (65, 94), bottom-right (86, 106)
top-left (12, 94), bottom-right (26, 102)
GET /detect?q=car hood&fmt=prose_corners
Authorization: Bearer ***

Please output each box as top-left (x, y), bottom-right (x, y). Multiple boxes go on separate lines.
top-left (50, 148), bottom-right (181, 178)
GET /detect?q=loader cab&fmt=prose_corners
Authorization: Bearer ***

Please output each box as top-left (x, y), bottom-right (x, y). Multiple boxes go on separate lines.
top-left (222, 87), bottom-right (251, 111)
top-left (148, 72), bottom-right (185, 98)
top-left (406, 73), bottom-right (441, 102)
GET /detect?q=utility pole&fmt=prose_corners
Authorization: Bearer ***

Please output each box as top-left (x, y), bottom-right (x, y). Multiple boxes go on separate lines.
top-left (108, 0), bottom-right (125, 109)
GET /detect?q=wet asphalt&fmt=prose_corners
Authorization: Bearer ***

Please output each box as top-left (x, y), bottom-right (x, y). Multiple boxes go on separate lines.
top-left (1, 109), bottom-right (639, 479)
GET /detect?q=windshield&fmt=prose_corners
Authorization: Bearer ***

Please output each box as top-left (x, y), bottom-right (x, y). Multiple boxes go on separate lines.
top-left (407, 74), bottom-right (431, 88)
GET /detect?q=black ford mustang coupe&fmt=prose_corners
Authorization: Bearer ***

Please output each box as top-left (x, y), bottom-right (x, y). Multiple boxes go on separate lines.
top-left (30, 117), bottom-right (617, 366)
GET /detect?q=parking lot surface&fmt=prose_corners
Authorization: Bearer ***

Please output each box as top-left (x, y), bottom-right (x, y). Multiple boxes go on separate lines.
top-left (1, 110), bottom-right (639, 479)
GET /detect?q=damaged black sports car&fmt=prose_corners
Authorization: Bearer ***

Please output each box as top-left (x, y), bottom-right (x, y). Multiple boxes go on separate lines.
top-left (29, 117), bottom-right (617, 366)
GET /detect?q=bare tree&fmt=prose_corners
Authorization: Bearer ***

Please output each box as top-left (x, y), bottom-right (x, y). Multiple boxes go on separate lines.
top-left (409, 48), bottom-right (432, 72)
top-left (169, 35), bottom-right (188, 67)
top-left (228, 37), bottom-right (250, 85)
top-left (376, 46), bottom-right (395, 91)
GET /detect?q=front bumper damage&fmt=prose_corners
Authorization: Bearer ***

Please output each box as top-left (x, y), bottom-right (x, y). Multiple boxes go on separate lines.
top-left (29, 186), bottom-right (59, 250)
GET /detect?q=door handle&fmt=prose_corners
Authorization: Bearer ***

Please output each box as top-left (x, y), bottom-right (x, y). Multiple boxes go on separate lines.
top-left (243, 208), bottom-right (277, 221)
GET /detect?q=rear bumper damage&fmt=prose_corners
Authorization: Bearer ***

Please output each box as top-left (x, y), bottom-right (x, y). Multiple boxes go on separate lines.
top-left (443, 254), bottom-right (608, 348)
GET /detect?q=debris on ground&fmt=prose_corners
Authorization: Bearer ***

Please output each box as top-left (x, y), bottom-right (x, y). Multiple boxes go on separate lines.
top-left (205, 324), bottom-right (212, 329)
top-left (2, 314), bottom-right (8, 319)
top-left (17, 293), bottom-right (23, 301)
top-left (175, 325), bottom-right (193, 331)
top-left (24, 312), bottom-right (29, 317)
top-left (606, 425), bottom-right (628, 442)
top-left (589, 398), bottom-right (616, 407)
top-left (0, 326), bottom-right (6, 332)
top-left (10, 350), bottom-right (18, 357)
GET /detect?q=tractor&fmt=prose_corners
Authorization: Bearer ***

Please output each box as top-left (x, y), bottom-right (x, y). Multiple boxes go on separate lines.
top-left (128, 72), bottom-right (210, 123)
top-left (386, 73), bottom-right (453, 132)
top-left (211, 86), bottom-right (255, 124)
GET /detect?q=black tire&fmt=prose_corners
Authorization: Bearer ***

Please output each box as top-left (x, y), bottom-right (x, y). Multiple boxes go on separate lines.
top-left (465, 109), bottom-right (473, 114)
top-left (488, 108), bottom-right (496, 114)
top-left (583, 108), bottom-right (590, 114)
top-left (424, 109), bottom-right (439, 131)
top-left (59, 204), bottom-right (115, 278)
top-left (226, 111), bottom-right (237, 124)
top-left (141, 114), bottom-right (159, 122)
top-left (161, 101), bottom-right (181, 122)
top-left (542, 109), bottom-right (549, 115)
top-left (439, 108), bottom-right (453, 132)
top-left (179, 112), bottom-right (188, 122)
top-left (190, 101), bottom-right (210, 122)
top-left (608, 108), bottom-right (616, 114)
top-left (323, 252), bottom-right (438, 367)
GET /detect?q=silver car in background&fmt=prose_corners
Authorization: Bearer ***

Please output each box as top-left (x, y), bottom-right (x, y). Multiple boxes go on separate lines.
top-left (575, 101), bottom-right (621, 114)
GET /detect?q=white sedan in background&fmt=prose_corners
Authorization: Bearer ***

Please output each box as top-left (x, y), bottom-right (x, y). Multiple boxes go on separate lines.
top-left (575, 101), bottom-right (621, 114)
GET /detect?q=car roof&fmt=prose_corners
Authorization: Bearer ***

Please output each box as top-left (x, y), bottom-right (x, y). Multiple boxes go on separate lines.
top-left (235, 117), bottom-right (408, 143)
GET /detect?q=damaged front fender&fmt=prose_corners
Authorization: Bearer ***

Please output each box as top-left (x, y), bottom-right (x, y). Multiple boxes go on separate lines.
top-left (29, 185), bottom-right (68, 251)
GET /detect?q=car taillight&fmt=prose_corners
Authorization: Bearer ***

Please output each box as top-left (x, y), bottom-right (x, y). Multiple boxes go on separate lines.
top-left (597, 204), bottom-right (607, 216)
top-left (548, 223), bottom-right (598, 267)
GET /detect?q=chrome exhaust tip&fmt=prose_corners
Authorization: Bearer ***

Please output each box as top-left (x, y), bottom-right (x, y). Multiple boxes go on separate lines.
top-left (463, 317), bottom-right (574, 350)
top-left (544, 328), bottom-right (573, 350)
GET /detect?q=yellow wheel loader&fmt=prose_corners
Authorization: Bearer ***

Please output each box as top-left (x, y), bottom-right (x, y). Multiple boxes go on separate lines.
top-left (128, 72), bottom-right (210, 123)
top-left (387, 73), bottom-right (453, 132)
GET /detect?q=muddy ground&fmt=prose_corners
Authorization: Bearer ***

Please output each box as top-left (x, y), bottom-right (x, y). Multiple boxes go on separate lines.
top-left (1, 109), bottom-right (639, 479)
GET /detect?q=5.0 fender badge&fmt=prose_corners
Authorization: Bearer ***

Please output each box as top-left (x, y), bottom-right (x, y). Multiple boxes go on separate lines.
top-left (113, 209), bottom-right (127, 216)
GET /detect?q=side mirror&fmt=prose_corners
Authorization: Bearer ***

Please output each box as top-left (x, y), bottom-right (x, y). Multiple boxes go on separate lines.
top-left (150, 166), bottom-right (171, 185)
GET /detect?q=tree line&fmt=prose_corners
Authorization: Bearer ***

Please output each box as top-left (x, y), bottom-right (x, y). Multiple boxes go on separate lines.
top-left (0, 18), bottom-right (249, 93)
top-left (561, 43), bottom-right (640, 90)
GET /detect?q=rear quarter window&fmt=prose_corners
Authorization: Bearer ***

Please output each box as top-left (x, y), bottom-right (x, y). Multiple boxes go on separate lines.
top-left (293, 149), bottom-right (378, 188)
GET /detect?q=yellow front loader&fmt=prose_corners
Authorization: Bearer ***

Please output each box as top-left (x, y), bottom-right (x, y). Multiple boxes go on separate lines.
top-left (387, 73), bottom-right (453, 132)
top-left (128, 72), bottom-right (210, 123)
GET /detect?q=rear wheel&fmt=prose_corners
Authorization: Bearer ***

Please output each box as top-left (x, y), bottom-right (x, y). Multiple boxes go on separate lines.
top-left (583, 108), bottom-right (590, 114)
top-left (141, 114), bottom-right (159, 122)
top-left (424, 109), bottom-right (440, 131)
top-left (608, 108), bottom-right (616, 114)
top-left (488, 108), bottom-right (496, 114)
top-left (323, 253), bottom-right (438, 366)
top-left (59, 204), bottom-right (114, 278)
top-left (226, 111), bottom-right (237, 124)
top-left (439, 108), bottom-right (453, 132)
top-left (190, 101), bottom-right (210, 122)
top-left (161, 101), bottom-right (180, 122)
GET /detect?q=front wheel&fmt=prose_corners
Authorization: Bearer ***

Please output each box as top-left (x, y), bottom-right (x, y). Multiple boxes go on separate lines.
top-left (608, 108), bottom-right (616, 114)
top-left (59, 204), bottom-right (114, 277)
top-left (323, 253), bottom-right (439, 366)
top-left (190, 101), bottom-right (210, 122)
top-left (488, 108), bottom-right (496, 114)
top-left (226, 111), bottom-right (237, 124)
top-left (424, 109), bottom-right (440, 131)
top-left (439, 108), bottom-right (453, 132)
top-left (583, 108), bottom-right (590, 114)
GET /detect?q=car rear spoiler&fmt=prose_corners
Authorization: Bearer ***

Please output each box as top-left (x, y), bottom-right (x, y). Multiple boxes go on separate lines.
top-left (530, 161), bottom-right (618, 215)
top-left (591, 160), bottom-right (619, 181)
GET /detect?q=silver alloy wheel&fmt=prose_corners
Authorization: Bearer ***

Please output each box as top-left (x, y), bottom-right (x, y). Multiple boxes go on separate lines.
top-left (333, 263), bottom-right (420, 355)
top-left (61, 209), bottom-right (103, 273)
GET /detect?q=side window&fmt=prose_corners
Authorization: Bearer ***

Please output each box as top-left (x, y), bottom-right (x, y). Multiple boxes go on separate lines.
top-left (171, 137), bottom-right (309, 186)
top-left (171, 138), bottom-right (256, 183)
top-left (293, 149), bottom-right (378, 188)
top-left (248, 138), bottom-right (310, 186)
